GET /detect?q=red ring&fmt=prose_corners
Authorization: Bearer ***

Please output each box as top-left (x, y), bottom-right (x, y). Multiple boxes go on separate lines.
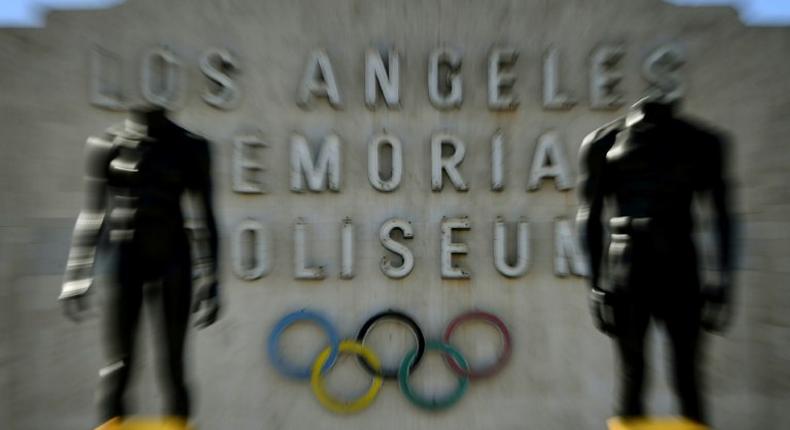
top-left (442, 310), bottom-right (512, 379)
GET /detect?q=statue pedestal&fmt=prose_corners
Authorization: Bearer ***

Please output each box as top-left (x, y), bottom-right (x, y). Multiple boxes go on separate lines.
top-left (607, 417), bottom-right (708, 430)
top-left (96, 417), bottom-right (195, 430)
top-left (118, 418), bottom-right (192, 430)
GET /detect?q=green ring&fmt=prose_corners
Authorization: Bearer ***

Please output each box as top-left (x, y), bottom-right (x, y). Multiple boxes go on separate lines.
top-left (398, 340), bottom-right (470, 411)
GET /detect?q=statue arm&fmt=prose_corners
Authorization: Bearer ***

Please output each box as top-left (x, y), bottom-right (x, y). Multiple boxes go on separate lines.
top-left (709, 135), bottom-right (734, 288)
top-left (186, 136), bottom-right (221, 328)
top-left (187, 137), bottom-right (219, 281)
top-left (60, 136), bottom-right (112, 299)
top-left (576, 132), bottom-right (609, 291)
top-left (699, 132), bottom-right (736, 333)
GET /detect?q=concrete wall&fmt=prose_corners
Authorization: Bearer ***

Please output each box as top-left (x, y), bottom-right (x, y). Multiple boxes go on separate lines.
top-left (1, 0), bottom-right (789, 429)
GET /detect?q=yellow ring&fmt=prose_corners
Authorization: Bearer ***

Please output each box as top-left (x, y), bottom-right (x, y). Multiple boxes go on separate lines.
top-left (310, 340), bottom-right (384, 414)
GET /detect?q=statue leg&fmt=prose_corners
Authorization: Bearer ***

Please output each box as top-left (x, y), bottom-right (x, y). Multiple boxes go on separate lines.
top-left (97, 249), bottom-right (144, 422)
top-left (663, 296), bottom-right (705, 423)
top-left (153, 247), bottom-right (193, 418)
top-left (613, 298), bottom-right (651, 418)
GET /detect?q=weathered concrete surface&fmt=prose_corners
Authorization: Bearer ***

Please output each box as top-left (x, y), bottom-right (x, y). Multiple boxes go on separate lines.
top-left (1, 0), bottom-right (789, 429)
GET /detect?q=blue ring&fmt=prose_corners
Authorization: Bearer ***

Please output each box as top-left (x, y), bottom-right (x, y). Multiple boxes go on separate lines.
top-left (268, 309), bottom-right (340, 380)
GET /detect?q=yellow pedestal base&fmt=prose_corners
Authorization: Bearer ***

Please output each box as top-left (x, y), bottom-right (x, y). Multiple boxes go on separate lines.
top-left (123, 418), bottom-right (192, 430)
top-left (96, 417), bottom-right (192, 430)
top-left (607, 417), bottom-right (708, 430)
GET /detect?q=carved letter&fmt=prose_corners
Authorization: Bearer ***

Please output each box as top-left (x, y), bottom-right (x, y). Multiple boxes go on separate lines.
top-left (379, 218), bottom-right (415, 279)
top-left (642, 44), bottom-right (685, 101)
top-left (554, 218), bottom-right (589, 277)
top-left (543, 47), bottom-right (576, 110)
top-left (493, 217), bottom-right (530, 278)
top-left (431, 133), bottom-right (468, 192)
top-left (368, 132), bottom-right (403, 192)
top-left (428, 47), bottom-right (462, 110)
top-left (491, 131), bottom-right (505, 191)
top-left (232, 135), bottom-right (267, 194)
top-left (141, 46), bottom-right (183, 109)
top-left (297, 49), bottom-right (342, 109)
top-left (90, 46), bottom-right (125, 111)
top-left (590, 45), bottom-right (625, 110)
top-left (340, 217), bottom-right (355, 279)
top-left (488, 47), bottom-right (518, 111)
top-left (290, 133), bottom-right (341, 192)
top-left (200, 48), bottom-right (241, 110)
top-left (441, 216), bottom-right (471, 279)
top-left (294, 218), bottom-right (325, 279)
top-left (528, 131), bottom-right (572, 191)
top-left (232, 219), bottom-right (270, 281)
top-left (365, 48), bottom-right (400, 109)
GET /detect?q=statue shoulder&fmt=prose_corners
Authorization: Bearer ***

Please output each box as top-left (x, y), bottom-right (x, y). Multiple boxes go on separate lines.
top-left (104, 122), bottom-right (125, 138)
top-left (675, 116), bottom-right (725, 141)
top-left (675, 117), bottom-right (729, 156)
top-left (580, 117), bottom-right (624, 163)
top-left (184, 130), bottom-right (211, 160)
top-left (171, 124), bottom-right (210, 148)
top-left (83, 127), bottom-right (119, 176)
top-left (173, 127), bottom-right (212, 176)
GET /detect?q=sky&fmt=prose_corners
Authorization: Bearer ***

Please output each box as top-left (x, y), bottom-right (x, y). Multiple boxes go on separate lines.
top-left (667, 0), bottom-right (790, 24)
top-left (0, 0), bottom-right (788, 27)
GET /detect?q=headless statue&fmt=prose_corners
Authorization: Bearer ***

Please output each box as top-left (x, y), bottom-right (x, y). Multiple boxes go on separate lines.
top-left (576, 92), bottom-right (734, 424)
top-left (60, 106), bottom-right (220, 429)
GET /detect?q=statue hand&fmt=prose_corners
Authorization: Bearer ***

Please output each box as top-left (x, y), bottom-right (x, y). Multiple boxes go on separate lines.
top-left (192, 279), bottom-right (220, 330)
top-left (589, 289), bottom-right (619, 336)
top-left (61, 293), bottom-right (92, 323)
top-left (59, 278), bottom-right (94, 323)
top-left (701, 284), bottom-right (733, 334)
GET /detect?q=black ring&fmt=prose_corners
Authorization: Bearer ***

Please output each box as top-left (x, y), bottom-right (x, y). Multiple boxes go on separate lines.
top-left (355, 309), bottom-right (426, 379)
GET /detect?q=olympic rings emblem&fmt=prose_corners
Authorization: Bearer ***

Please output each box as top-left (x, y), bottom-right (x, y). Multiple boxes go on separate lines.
top-left (267, 308), bottom-right (512, 413)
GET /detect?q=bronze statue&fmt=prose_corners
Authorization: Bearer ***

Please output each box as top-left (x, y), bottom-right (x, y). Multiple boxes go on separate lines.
top-left (60, 106), bottom-right (220, 430)
top-left (577, 91), bottom-right (734, 424)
